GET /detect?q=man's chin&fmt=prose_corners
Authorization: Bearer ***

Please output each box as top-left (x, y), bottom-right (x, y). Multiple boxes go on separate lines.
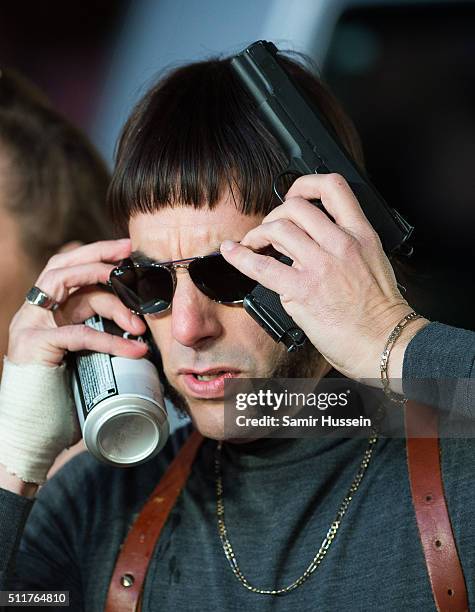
top-left (162, 380), bottom-right (226, 438)
top-left (162, 343), bottom-right (327, 439)
top-left (185, 400), bottom-right (226, 440)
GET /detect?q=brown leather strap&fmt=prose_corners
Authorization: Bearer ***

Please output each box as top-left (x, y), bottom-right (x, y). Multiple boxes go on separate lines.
top-left (405, 400), bottom-right (468, 611)
top-left (105, 430), bottom-right (204, 612)
top-left (106, 405), bottom-right (469, 611)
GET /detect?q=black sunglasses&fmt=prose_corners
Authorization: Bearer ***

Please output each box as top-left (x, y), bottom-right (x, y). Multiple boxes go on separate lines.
top-left (109, 252), bottom-right (258, 315)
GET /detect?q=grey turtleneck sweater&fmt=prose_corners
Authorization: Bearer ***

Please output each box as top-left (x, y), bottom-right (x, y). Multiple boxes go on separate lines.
top-left (0, 321), bottom-right (474, 611)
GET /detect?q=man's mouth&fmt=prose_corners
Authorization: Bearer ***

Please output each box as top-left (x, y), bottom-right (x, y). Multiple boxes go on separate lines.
top-left (178, 367), bottom-right (241, 398)
top-left (194, 372), bottom-right (227, 381)
top-left (179, 367), bottom-right (241, 377)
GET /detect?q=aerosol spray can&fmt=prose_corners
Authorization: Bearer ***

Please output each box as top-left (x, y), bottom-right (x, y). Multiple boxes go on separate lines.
top-left (70, 315), bottom-right (169, 467)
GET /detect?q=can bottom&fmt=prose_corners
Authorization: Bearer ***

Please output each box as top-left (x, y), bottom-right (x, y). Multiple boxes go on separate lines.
top-left (83, 395), bottom-right (169, 466)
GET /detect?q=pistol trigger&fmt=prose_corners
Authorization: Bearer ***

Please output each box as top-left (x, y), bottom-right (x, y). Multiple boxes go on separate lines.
top-left (273, 170), bottom-right (302, 203)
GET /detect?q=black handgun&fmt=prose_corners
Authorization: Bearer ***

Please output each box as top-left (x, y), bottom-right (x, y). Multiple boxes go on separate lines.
top-left (230, 40), bottom-right (414, 352)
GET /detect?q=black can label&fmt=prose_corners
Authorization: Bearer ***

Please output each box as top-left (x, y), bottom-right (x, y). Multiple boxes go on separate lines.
top-left (71, 316), bottom-right (120, 421)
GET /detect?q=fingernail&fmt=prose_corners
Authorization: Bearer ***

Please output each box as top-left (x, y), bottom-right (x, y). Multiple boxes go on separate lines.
top-left (220, 240), bottom-right (237, 253)
top-left (118, 238), bottom-right (130, 243)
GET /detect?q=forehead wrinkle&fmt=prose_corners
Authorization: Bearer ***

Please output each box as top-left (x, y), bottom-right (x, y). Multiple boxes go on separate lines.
top-left (147, 219), bottom-right (236, 228)
top-left (161, 224), bottom-right (233, 258)
top-left (134, 221), bottom-right (229, 261)
top-left (129, 195), bottom-right (263, 261)
top-left (173, 222), bottom-right (226, 258)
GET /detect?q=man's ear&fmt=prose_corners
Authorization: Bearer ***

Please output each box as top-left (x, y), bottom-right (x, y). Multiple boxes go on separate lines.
top-left (57, 241), bottom-right (83, 254)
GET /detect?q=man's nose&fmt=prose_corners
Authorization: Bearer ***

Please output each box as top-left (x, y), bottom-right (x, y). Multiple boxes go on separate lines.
top-left (170, 272), bottom-right (224, 348)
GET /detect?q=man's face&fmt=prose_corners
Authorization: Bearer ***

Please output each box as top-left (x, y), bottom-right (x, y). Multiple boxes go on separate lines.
top-left (128, 192), bottom-right (326, 439)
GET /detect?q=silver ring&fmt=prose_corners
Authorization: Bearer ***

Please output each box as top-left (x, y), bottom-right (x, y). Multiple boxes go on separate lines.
top-left (25, 286), bottom-right (60, 311)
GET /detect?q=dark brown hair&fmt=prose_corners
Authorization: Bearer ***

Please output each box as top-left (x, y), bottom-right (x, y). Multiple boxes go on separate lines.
top-left (0, 68), bottom-right (112, 264)
top-left (108, 51), bottom-right (364, 233)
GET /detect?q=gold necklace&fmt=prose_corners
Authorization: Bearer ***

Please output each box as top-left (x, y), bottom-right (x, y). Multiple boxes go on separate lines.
top-left (215, 431), bottom-right (378, 595)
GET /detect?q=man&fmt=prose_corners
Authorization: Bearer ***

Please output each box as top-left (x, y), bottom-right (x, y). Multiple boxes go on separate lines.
top-left (0, 68), bottom-right (113, 476)
top-left (0, 50), bottom-right (473, 611)
top-left (0, 68), bottom-right (112, 376)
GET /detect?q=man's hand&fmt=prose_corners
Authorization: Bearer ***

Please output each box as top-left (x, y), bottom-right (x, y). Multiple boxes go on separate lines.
top-left (220, 173), bottom-right (429, 382)
top-left (0, 239), bottom-right (148, 487)
top-left (8, 238), bottom-right (147, 366)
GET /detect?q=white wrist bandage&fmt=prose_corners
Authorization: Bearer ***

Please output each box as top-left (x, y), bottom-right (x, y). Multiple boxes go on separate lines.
top-left (0, 358), bottom-right (80, 485)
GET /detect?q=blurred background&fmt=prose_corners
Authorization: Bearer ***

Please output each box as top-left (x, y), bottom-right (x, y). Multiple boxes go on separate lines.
top-left (1, 0), bottom-right (474, 330)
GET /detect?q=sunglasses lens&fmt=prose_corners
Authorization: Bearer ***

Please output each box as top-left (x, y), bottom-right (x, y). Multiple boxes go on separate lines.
top-left (110, 265), bottom-right (173, 314)
top-left (190, 254), bottom-right (257, 303)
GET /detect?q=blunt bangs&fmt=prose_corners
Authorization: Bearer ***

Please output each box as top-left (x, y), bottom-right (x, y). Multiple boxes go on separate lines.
top-left (108, 53), bottom-right (364, 233)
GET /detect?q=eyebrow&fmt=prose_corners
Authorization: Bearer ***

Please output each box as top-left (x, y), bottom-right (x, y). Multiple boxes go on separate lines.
top-left (130, 250), bottom-right (159, 264)
top-left (130, 246), bottom-right (222, 264)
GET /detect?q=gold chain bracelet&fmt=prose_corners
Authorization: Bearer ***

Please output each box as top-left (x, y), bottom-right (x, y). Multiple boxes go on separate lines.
top-left (380, 311), bottom-right (422, 405)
